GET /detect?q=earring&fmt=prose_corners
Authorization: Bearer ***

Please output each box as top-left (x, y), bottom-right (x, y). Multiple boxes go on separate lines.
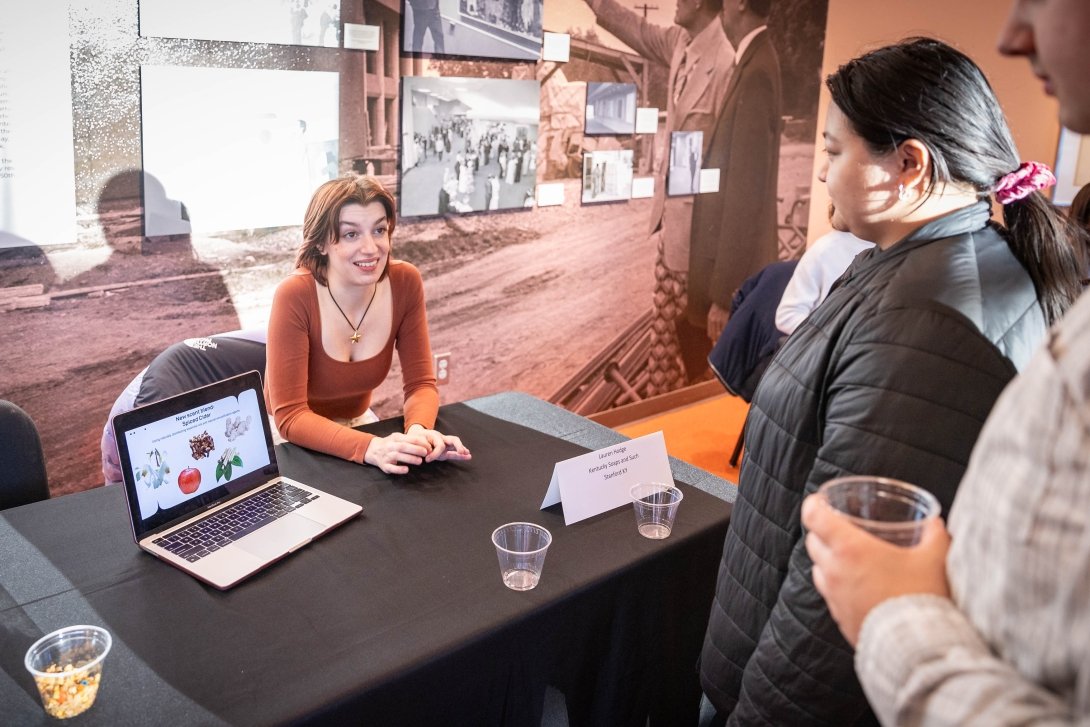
top-left (897, 183), bottom-right (909, 201)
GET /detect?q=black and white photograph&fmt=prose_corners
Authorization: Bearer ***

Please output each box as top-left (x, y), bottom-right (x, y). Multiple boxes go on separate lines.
top-left (402, 0), bottom-right (542, 60)
top-left (582, 149), bottom-right (633, 204)
top-left (140, 0), bottom-right (342, 47)
top-left (141, 65), bottom-right (339, 234)
top-left (667, 130), bottom-right (702, 196)
top-left (584, 82), bottom-right (637, 135)
top-left (400, 76), bottom-right (539, 217)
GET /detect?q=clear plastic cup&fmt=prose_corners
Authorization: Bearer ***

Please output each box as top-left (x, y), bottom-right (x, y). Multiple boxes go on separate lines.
top-left (630, 483), bottom-right (684, 539)
top-left (819, 476), bottom-right (941, 547)
top-left (24, 625), bottom-right (112, 719)
top-left (491, 522), bottom-right (552, 591)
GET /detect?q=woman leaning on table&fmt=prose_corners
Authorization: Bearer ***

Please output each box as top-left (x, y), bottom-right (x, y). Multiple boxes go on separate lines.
top-left (697, 38), bottom-right (1086, 726)
top-left (265, 175), bottom-right (471, 474)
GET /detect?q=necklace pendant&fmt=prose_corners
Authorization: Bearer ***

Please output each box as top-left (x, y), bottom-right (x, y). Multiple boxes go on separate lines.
top-left (351, 331), bottom-right (361, 344)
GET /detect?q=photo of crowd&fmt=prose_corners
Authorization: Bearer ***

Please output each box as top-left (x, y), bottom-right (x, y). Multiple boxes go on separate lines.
top-left (400, 77), bottom-right (539, 217)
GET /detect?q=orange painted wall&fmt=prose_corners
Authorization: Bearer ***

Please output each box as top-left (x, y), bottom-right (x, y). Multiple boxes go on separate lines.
top-left (806, 0), bottom-right (1061, 239)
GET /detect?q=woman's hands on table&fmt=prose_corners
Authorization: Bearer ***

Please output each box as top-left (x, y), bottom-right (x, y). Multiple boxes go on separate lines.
top-left (407, 423), bottom-right (472, 463)
top-left (364, 425), bottom-right (471, 474)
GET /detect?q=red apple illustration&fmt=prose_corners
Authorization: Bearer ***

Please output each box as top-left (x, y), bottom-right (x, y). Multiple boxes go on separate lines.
top-left (178, 467), bottom-right (201, 494)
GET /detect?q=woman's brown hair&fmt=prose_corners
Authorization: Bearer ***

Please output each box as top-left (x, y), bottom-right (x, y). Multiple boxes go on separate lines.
top-left (296, 175), bottom-right (397, 286)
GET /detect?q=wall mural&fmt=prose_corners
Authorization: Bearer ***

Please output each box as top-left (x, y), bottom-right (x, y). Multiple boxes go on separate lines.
top-left (0, 0), bottom-right (829, 496)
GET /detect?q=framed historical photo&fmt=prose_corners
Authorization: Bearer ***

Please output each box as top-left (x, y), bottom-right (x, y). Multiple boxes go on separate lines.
top-left (584, 82), bottom-right (637, 136)
top-left (667, 130), bottom-right (702, 196)
top-left (140, 0), bottom-right (342, 47)
top-left (402, 0), bottom-right (542, 60)
top-left (400, 76), bottom-right (540, 217)
top-left (582, 150), bottom-right (634, 204)
top-left (141, 65), bottom-right (339, 235)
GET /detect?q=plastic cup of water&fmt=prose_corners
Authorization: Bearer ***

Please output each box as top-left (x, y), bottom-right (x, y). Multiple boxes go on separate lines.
top-left (630, 483), bottom-right (684, 539)
top-left (819, 476), bottom-right (941, 547)
top-left (24, 625), bottom-right (112, 719)
top-left (491, 522), bottom-right (552, 591)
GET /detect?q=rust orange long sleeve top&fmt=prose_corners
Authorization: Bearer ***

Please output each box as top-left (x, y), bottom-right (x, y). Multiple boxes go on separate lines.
top-left (265, 262), bottom-right (439, 463)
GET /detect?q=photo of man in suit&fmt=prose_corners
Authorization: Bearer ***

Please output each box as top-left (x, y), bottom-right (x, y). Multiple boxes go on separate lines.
top-left (581, 0), bottom-right (735, 395)
top-left (406, 0), bottom-right (447, 54)
top-left (686, 0), bottom-right (782, 375)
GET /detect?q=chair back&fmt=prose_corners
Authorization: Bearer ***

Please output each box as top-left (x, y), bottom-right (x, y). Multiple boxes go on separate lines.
top-left (0, 400), bottom-right (50, 509)
top-left (101, 330), bottom-right (267, 485)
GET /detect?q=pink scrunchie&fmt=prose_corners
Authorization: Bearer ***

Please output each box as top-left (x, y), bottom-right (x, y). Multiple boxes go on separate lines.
top-left (993, 161), bottom-right (1056, 205)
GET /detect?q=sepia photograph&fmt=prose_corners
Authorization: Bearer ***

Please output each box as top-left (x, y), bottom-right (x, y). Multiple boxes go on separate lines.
top-left (140, 0), bottom-right (342, 47)
top-left (400, 76), bottom-right (539, 217)
top-left (582, 149), bottom-right (634, 204)
top-left (584, 82), bottom-right (637, 135)
top-left (402, 0), bottom-right (542, 59)
top-left (667, 130), bottom-right (702, 196)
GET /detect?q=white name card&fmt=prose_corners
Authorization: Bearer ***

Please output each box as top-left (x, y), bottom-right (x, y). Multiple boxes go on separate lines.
top-left (635, 107), bottom-right (659, 134)
top-left (631, 176), bottom-right (655, 199)
top-left (541, 431), bottom-right (674, 525)
top-left (699, 167), bottom-right (720, 193)
top-left (536, 181), bottom-right (565, 207)
top-left (542, 32), bottom-right (571, 62)
top-left (343, 23), bottom-right (380, 51)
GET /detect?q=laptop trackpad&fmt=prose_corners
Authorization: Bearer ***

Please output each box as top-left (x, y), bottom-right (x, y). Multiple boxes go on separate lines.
top-left (234, 513), bottom-right (325, 561)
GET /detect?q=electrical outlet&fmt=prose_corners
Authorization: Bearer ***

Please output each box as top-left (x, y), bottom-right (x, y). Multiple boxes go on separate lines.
top-left (433, 352), bottom-right (452, 386)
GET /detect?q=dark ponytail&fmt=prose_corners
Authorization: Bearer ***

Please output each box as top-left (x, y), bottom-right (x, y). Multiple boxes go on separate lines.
top-left (1003, 193), bottom-right (1085, 321)
top-left (826, 37), bottom-right (1084, 324)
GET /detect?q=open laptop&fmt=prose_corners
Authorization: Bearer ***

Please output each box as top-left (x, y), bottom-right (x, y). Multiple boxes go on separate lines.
top-left (113, 370), bottom-right (362, 590)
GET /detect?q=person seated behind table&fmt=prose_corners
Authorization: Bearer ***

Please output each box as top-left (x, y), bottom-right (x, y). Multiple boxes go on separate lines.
top-left (774, 225), bottom-right (873, 335)
top-left (698, 37), bottom-right (1085, 726)
top-left (265, 175), bottom-right (471, 474)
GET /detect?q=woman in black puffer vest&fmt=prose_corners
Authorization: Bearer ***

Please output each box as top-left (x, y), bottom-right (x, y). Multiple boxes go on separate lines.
top-left (698, 37), bottom-right (1086, 727)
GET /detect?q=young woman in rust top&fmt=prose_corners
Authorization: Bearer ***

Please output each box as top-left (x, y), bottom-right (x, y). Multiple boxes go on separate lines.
top-left (266, 175), bottom-right (471, 474)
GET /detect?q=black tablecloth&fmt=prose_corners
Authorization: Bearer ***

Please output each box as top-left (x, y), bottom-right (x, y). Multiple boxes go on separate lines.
top-left (1, 402), bottom-right (731, 726)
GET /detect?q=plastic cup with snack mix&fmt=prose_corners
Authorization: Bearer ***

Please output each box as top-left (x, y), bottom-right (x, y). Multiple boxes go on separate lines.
top-left (24, 625), bottom-right (112, 719)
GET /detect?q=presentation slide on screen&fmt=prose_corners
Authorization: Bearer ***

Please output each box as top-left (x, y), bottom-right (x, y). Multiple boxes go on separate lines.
top-left (124, 389), bottom-right (270, 520)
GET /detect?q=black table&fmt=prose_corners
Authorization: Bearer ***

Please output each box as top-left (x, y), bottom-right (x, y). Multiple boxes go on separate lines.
top-left (1, 393), bottom-right (734, 726)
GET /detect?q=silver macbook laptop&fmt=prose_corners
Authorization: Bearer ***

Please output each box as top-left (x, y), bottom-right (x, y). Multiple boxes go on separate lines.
top-left (113, 370), bottom-right (362, 590)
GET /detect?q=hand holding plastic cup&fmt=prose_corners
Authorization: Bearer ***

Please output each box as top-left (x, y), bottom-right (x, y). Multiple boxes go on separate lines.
top-left (24, 625), bottom-right (112, 719)
top-left (492, 522), bottom-right (552, 591)
top-left (630, 483), bottom-right (684, 539)
top-left (818, 476), bottom-right (940, 547)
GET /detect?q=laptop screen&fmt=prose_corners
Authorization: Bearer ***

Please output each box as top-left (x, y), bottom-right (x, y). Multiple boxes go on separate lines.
top-left (115, 372), bottom-right (277, 538)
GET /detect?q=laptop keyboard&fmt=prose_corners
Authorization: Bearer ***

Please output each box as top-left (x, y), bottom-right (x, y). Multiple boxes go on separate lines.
top-left (152, 482), bottom-right (319, 563)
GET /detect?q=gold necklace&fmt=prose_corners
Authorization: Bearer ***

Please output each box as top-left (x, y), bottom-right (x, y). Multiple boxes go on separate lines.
top-left (327, 284), bottom-right (377, 344)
